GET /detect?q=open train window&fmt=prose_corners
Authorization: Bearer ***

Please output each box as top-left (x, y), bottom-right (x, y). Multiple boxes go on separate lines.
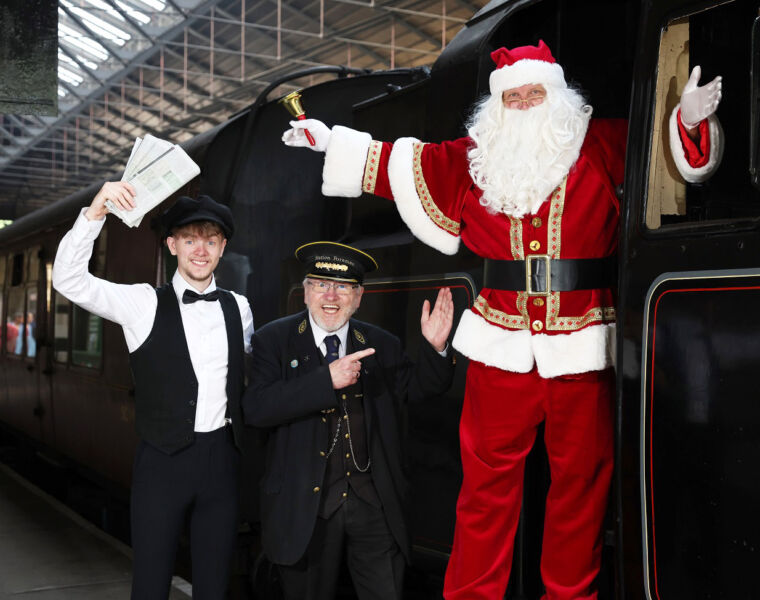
top-left (646, 1), bottom-right (760, 229)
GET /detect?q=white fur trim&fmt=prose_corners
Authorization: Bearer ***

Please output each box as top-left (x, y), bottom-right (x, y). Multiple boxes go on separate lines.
top-left (322, 125), bottom-right (372, 197)
top-left (668, 107), bottom-right (724, 184)
top-left (489, 60), bottom-right (566, 96)
top-left (531, 323), bottom-right (615, 378)
top-left (452, 310), bottom-right (615, 377)
top-left (453, 310), bottom-right (535, 372)
top-left (387, 137), bottom-right (460, 256)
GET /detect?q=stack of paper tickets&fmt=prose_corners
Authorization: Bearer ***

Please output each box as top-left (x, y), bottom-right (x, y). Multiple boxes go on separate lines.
top-left (106, 134), bottom-right (200, 227)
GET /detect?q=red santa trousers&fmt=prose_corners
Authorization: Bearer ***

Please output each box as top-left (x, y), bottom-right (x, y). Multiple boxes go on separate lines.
top-left (443, 361), bottom-right (614, 600)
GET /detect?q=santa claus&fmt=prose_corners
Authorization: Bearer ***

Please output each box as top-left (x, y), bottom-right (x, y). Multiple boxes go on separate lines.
top-left (283, 41), bottom-right (722, 600)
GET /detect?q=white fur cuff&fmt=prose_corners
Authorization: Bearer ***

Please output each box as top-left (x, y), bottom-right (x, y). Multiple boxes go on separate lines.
top-left (668, 107), bottom-right (724, 184)
top-left (531, 323), bottom-right (615, 378)
top-left (453, 310), bottom-right (615, 377)
top-left (452, 310), bottom-right (535, 372)
top-left (387, 137), bottom-right (460, 256)
top-left (322, 125), bottom-right (372, 197)
top-left (489, 60), bottom-right (566, 96)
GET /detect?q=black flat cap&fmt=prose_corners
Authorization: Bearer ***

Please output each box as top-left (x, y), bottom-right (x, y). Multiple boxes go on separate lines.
top-left (161, 195), bottom-right (234, 240)
top-left (295, 241), bottom-right (378, 284)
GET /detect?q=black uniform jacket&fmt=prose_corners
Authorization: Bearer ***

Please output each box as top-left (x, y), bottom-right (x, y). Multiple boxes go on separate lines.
top-left (242, 309), bottom-right (454, 566)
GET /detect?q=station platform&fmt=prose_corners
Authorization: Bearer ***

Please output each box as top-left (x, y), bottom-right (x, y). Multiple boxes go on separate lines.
top-left (0, 463), bottom-right (191, 599)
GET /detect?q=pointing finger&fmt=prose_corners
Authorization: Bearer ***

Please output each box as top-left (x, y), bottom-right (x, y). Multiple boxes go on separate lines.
top-left (346, 348), bottom-right (375, 361)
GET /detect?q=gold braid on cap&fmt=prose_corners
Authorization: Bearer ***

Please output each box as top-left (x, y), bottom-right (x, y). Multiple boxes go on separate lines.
top-left (315, 262), bottom-right (349, 271)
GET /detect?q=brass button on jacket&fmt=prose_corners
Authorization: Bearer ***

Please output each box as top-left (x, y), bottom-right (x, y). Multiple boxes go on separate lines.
top-left (531, 217), bottom-right (542, 228)
top-left (531, 320), bottom-right (544, 332)
top-left (313, 486), bottom-right (320, 493)
top-left (529, 240), bottom-right (541, 251)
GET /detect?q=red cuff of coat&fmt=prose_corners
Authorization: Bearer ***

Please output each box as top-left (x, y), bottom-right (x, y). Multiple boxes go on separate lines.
top-left (677, 108), bottom-right (711, 168)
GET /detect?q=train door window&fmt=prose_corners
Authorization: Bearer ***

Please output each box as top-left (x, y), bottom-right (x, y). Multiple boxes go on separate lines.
top-left (53, 293), bottom-right (70, 363)
top-left (70, 230), bottom-right (106, 369)
top-left (646, 1), bottom-right (760, 229)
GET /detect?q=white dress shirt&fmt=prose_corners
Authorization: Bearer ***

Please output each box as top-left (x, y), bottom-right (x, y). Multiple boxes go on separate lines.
top-left (52, 209), bottom-right (254, 432)
top-left (308, 312), bottom-right (349, 360)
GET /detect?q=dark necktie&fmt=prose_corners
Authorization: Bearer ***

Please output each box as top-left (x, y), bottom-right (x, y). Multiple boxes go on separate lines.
top-left (324, 334), bottom-right (340, 363)
top-left (182, 289), bottom-right (220, 304)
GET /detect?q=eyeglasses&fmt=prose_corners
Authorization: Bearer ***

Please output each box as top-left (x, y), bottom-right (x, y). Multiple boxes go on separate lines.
top-left (502, 88), bottom-right (546, 109)
top-left (306, 279), bottom-right (359, 295)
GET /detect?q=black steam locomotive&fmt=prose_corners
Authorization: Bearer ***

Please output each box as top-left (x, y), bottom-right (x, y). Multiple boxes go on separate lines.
top-left (0, 0), bottom-right (758, 598)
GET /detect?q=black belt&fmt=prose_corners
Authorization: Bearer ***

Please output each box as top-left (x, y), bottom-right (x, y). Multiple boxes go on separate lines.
top-left (483, 255), bottom-right (617, 295)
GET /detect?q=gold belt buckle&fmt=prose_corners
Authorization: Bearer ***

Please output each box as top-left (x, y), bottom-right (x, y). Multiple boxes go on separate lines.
top-left (526, 254), bottom-right (550, 296)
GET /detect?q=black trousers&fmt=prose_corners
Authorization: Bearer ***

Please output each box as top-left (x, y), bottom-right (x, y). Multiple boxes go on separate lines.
top-left (130, 427), bottom-right (240, 600)
top-left (278, 491), bottom-right (405, 600)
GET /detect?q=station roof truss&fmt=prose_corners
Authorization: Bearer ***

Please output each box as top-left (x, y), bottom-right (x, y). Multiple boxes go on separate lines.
top-left (0, 0), bottom-right (488, 219)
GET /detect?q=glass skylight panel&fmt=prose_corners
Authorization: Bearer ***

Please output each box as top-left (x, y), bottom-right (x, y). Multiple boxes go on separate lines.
top-left (114, 0), bottom-right (151, 25)
top-left (58, 66), bottom-right (85, 86)
top-left (134, 0), bottom-right (166, 11)
top-left (69, 6), bottom-right (131, 46)
top-left (59, 22), bottom-right (110, 61)
top-left (82, 0), bottom-right (126, 21)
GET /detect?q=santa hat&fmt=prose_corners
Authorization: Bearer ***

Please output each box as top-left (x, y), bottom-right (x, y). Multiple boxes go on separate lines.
top-left (489, 40), bottom-right (566, 96)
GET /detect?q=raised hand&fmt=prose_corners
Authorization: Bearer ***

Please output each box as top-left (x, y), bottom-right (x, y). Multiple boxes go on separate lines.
top-left (680, 65), bottom-right (722, 129)
top-left (329, 347), bottom-right (375, 389)
top-left (282, 119), bottom-right (331, 152)
top-left (420, 287), bottom-right (454, 353)
top-left (85, 181), bottom-right (137, 221)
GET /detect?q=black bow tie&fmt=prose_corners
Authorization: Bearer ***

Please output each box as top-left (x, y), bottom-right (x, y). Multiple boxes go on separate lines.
top-left (182, 289), bottom-right (220, 304)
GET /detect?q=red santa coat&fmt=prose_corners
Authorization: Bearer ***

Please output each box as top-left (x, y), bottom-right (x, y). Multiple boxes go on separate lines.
top-left (320, 114), bottom-right (717, 378)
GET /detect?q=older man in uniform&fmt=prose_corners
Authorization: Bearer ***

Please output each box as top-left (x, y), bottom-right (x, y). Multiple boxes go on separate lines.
top-left (244, 241), bottom-right (454, 600)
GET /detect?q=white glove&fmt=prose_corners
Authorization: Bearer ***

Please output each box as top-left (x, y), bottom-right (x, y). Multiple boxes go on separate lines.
top-left (282, 119), bottom-right (331, 152)
top-left (679, 65), bottom-right (722, 129)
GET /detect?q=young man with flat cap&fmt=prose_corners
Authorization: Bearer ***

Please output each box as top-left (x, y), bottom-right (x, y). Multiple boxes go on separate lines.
top-left (52, 181), bottom-right (254, 600)
top-left (243, 241), bottom-right (455, 600)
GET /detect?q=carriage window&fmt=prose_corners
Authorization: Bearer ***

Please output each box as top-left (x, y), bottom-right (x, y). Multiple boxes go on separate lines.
top-left (70, 230), bottom-right (106, 369)
top-left (24, 287), bottom-right (37, 358)
top-left (53, 293), bottom-right (70, 363)
top-left (7, 286), bottom-right (24, 356)
top-left (71, 305), bottom-right (102, 369)
top-left (646, 2), bottom-right (760, 229)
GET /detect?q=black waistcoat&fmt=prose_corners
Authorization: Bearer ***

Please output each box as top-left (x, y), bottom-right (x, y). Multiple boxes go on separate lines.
top-left (318, 339), bottom-right (380, 518)
top-left (129, 284), bottom-right (245, 455)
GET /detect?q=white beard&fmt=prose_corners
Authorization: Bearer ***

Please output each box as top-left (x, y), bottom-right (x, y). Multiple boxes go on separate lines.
top-left (467, 86), bottom-right (592, 218)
